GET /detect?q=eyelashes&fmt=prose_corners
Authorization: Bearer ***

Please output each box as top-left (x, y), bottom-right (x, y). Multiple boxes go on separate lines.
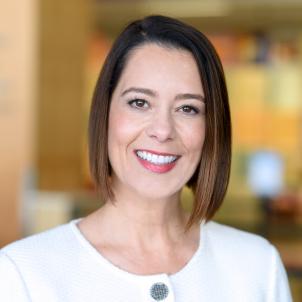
top-left (127, 98), bottom-right (149, 109)
top-left (127, 98), bottom-right (202, 115)
top-left (179, 105), bottom-right (200, 115)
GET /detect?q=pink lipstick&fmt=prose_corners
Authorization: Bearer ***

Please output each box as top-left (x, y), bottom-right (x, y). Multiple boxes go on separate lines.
top-left (134, 149), bottom-right (180, 174)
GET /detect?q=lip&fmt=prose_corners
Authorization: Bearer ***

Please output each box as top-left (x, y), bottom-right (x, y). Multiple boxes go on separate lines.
top-left (134, 149), bottom-right (181, 174)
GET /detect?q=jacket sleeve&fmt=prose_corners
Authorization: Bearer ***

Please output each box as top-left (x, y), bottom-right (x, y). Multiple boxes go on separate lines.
top-left (0, 251), bottom-right (31, 302)
top-left (268, 245), bottom-right (293, 302)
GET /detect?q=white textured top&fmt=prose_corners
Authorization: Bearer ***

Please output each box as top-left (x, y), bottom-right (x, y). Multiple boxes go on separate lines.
top-left (0, 220), bottom-right (292, 302)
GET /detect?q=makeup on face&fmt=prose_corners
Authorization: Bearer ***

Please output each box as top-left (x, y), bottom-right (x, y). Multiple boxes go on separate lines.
top-left (107, 44), bottom-right (205, 198)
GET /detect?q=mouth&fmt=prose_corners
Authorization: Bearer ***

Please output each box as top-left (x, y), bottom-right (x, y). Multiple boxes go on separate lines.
top-left (134, 149), bottom-right (181, 173)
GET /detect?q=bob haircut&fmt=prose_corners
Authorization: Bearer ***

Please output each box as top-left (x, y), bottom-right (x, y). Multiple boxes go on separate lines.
top-left (88, 15), bottom-right (232, 229)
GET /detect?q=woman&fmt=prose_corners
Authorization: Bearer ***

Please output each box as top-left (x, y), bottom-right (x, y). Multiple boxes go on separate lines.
top-left (0, 15), bottom-right (292, 301)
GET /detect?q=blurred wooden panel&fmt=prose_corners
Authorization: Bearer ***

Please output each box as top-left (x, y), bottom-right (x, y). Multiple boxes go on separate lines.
top-left (0, 0), bottom-right (37, 245)
top-left (38, 0), bottom-right (90, 190)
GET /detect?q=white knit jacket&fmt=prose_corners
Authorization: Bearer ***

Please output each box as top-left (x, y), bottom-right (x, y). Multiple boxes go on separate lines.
top-left (0, 220), bottom-right (292, 302)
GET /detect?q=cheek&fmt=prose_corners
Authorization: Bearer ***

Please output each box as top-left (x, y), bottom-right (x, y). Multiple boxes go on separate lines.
top-left (108, 108), bottom-right (142, 152)
top-left (108, 114), bottom-right (127, 153)
top-left (181, 119), bottom-right (205, 156)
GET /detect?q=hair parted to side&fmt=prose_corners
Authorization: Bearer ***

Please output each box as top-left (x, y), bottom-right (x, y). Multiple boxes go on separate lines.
top-left (88, 15), bottom-right (232, 229)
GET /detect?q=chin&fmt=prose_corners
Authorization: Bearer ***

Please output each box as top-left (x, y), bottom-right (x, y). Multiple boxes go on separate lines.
top-left (132, 183), bottom-right (182, 201)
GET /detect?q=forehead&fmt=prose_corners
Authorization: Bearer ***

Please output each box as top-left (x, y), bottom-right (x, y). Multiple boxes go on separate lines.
top-left (114, 43), bottom-right (203, 93)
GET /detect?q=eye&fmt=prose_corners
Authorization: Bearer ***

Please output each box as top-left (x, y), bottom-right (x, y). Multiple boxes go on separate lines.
top-left (127, 98), bottom-right (149, 109)
top-left (178, 105), bottom-right (200, 115)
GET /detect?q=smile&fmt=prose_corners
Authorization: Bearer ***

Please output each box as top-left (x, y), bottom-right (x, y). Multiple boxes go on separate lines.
top-left (134, 149), bottom-right (181, 173)
top-left (135, 150), bottom-right (179, 165)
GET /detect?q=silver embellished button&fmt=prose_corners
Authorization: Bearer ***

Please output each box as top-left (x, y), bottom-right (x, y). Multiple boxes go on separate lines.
top-left (150, 282), bottom-right (169, 301)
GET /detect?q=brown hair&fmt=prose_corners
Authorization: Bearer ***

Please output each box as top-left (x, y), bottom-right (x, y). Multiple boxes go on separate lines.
top-left (88, 15), bottom-right (232, 228)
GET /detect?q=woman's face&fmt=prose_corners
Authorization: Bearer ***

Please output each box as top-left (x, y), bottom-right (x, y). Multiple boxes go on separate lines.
top-left (108, 43), bottom-right (206, 200)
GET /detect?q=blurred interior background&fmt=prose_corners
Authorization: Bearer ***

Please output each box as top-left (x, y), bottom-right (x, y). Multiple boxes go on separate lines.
top-left (1, 0), bottom-right (302, 299)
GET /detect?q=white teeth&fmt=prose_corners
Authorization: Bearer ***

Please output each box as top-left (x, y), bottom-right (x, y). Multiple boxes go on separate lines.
top-left (136, 151), bottom-right (178, 165)
top-left (158, 155), bottom-right (165, 164)
top-left (147, 153), bottom-right (152, 161)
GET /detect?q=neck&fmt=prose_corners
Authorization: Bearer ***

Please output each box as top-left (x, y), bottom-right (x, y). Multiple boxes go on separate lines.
top-left (91, 185), bottom-right (188, 250)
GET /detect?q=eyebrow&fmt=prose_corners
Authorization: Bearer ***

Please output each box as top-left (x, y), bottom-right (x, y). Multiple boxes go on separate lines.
top-left (175, 93), bottom-right (205, 102)
top-left (121, 87), bottom-right (205, 102)
top-left (121, 87), bottom-right (156, 97)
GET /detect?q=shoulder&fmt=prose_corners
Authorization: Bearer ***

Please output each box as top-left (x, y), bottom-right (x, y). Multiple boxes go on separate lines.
top-left (204, 220), bottom-right (272, 251)
top-left (201, 221), bottom-right (292, 300)
top-left (2, 221), bottom-right (73, 254)
top-left (0, 221), bottom-right (78, 270)
top-left (202, 221), bottom-right (278, 268)
top-left (0, 222), bottom-right (77, 301)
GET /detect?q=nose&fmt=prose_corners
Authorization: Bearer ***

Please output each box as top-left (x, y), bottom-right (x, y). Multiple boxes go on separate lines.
top-left (146, 110), bottom-right (176, 142)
